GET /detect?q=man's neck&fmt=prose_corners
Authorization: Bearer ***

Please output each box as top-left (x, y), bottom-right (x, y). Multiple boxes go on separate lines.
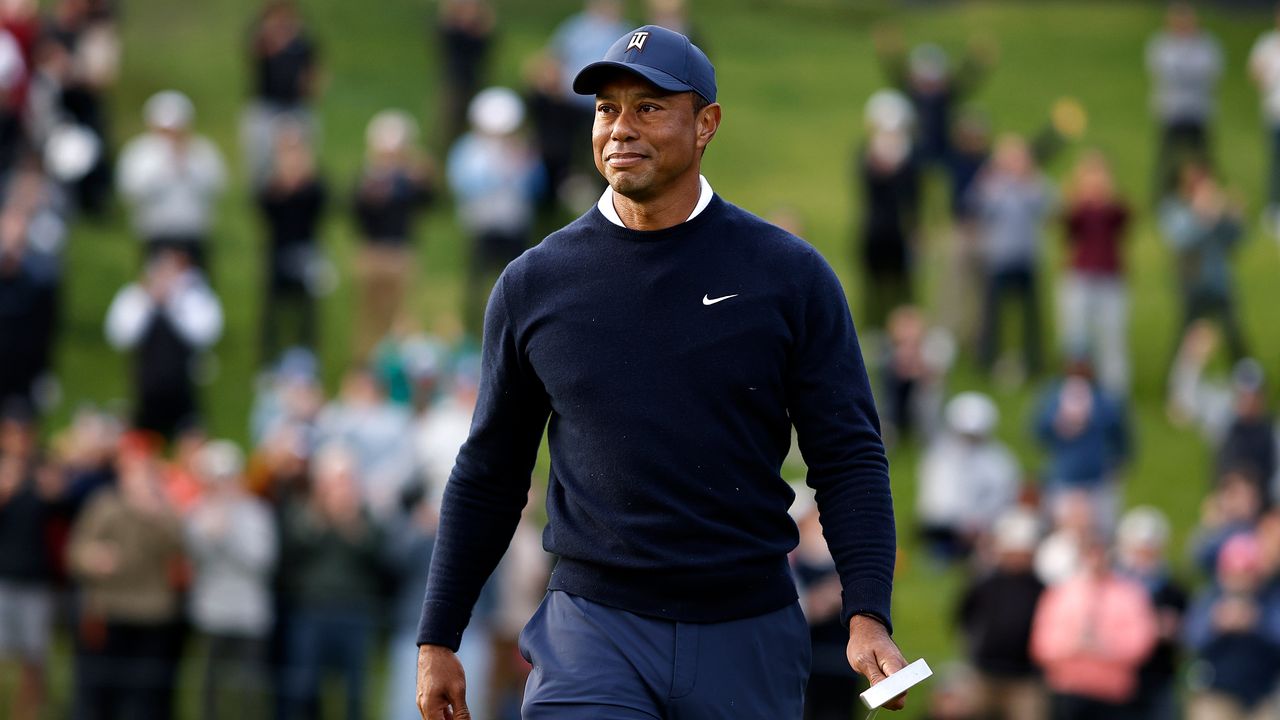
top-left (611, 173), bottom-right (703, 231)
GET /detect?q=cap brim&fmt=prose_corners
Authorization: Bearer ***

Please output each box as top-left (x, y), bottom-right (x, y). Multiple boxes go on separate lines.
top-left (572, 61), bottom-right (696, 98)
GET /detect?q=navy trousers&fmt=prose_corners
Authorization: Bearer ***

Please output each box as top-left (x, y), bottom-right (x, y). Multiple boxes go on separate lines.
top-left (518, 590), bottom-right (811, 719)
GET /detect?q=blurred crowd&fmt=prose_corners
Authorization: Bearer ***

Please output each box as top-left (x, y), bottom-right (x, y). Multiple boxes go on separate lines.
top-left (4, 0), bottom-right (1280, 719)
top-left (812, 2), bottom-right (1280, 720)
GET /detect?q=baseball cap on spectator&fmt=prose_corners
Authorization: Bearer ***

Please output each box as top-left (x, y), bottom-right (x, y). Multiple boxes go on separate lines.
top-left (469, 87), bottom-right (525, 136)
top-left (1218, 533), bottom-right (1264, 580)
top-left (945, 392), bottom-right (998, 437)
top-left (1117, 506), bottom-right (1170, 552)
top-left (1232, 358), bottom-right (1265, 394)
top-left (144, 90), bottom-right (195, 131)
top-left (573, 25), bottom-right (717, 104)
top-left (195, 439), bottom-right (244, 485)
top-left (993, 508), bottom-right (1040, 554)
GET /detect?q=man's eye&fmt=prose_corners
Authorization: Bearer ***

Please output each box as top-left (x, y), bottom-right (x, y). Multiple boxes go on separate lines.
top-left (639, 104), bottom-right (658, 112)
top-left (597, 105), bottom-right (616, 114)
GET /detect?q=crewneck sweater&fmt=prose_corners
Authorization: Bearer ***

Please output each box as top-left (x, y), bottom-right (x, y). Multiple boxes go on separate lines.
top-left (417, 194), bottom-right (896, 650)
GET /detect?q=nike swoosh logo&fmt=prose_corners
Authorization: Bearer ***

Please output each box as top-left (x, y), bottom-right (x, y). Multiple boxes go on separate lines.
top-left (702, 294), bottom-right (739, 306)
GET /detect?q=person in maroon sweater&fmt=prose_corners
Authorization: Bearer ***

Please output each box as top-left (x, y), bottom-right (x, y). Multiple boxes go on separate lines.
top-left (1059, 151), bottom-right (1131, 395)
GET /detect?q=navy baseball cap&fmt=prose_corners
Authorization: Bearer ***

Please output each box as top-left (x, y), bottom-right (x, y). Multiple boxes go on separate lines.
top-left (572, 25), bottom-right (716, 104)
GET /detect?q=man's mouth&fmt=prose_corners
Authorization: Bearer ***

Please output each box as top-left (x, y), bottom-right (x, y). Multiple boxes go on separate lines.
top-left (606, 152), bottom-right (647, 168)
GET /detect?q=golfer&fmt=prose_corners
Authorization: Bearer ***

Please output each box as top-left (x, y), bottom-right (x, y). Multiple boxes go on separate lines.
top-left (417, 24), bottom-right (906, 719)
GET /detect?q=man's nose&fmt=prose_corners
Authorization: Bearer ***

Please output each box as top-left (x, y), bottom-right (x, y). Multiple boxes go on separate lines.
top-left (610, 108), bottom-right (639, 142)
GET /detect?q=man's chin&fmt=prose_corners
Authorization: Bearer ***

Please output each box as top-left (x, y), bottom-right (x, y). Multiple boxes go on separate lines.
top-left (607, 174), bottom-right (654, 201)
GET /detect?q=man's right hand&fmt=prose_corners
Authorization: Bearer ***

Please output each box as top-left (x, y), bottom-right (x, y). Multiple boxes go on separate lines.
top-left (417, 644), bottom-right (469, 720)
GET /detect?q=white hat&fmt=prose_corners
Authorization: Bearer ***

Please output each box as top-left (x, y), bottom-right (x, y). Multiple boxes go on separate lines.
top-left (945, 392), bottom-right (998, 437)
top-left (144, 90), bottom-right (195, 131)
top-left (195, 439), bottom-right (244, 483)
top-left (44, 123), bottom-right (101, 181)
top-left (864, 89), bottom-right (914, 133)
top-left (1117, 506), bottom-right (1170, 551)
top-left (468, 86), bottom-right (525, 136)
top-left (366, 109), bottom-right (419, 154)
top-left (993, 508), bottom-right (1040, 553)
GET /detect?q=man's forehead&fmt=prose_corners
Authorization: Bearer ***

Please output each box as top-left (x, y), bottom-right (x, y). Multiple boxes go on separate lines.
top-left (594, 73), bottom-right (685, 100)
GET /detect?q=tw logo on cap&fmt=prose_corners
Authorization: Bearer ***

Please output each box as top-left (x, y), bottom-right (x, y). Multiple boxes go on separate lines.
top-left (626, 31), bottom-right (650, 52)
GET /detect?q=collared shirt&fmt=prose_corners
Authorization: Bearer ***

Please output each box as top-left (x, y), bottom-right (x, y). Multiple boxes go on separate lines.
top-left (597, 175), bottom-right (714, 227)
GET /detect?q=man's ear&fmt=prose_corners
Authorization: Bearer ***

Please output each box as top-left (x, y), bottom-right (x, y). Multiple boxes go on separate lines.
top-left (696, 103), bottom-right (721, 153)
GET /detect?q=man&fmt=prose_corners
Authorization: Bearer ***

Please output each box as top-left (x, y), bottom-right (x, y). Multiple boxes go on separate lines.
top-left (417, 25), bottom-right (906, 719)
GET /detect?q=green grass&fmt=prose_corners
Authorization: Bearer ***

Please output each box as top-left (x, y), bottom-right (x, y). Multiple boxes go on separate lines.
top-left (40, 0), bottom-right (1280, 717)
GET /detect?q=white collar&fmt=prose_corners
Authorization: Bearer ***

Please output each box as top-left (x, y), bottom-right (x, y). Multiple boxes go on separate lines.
top-left (597, 175), bottom-right (714, 228)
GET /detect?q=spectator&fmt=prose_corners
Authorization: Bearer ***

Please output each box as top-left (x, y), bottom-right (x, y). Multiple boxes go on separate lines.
top-left (917, 392), bottom-right (1020, 561)
top-left (971, 133), bottom-right (1053, 381)
top-left (117, 90), bottom-right (228, 268)
top-left (53, 405), bottom-right (121, 518)
top-left (185, 440), bottom-right (277, 720)
top-left (958, 509), bottom-right (1047, 720)
top-left (1059, 150), bottom-right (1132, 395)
top-left (548, 0), bottom-right (626, 172)
top-left (447, 86), bottom-right (543, 337)
top-left (1035, 489), bottom-right (1097, 586)
top-left (437, 0), bottom-right (495, 143)
top-left (937, 108), bottom-right (991, 351)
top-left (524, 52), bottom-right (580, 214)
top-left (352, 109), bottom-right (433, 360)
top-left (1159, 163), bottom-right (1247, 363)
top-left (278, 444), bottom-right (385, 720)
top-left (857, 89), bottom-right (921, 329)
top-left (243, 0), bottom-right (319, 188)
top-left (249, 347), bottom-right (323, 449)
top-left (877, 305), bottom-right (955, 447)
top-left (257, 122), bottom-right (327, 361)
top-left (1191, 469), bottom-right (1265, 576)
top-left (413, 356), bottom-right (478, 508)
top-left (791, 486), bottom-right (861, 720)
top-left (1116, 507), bottom-right (1188, 720)
top-left (1030, 535), bottom-right (1159, 719)
top-left (104, 249), bottom-right (223, 441)
top-left (39, 0), bottom-right (119, 214)
top-left (314, 366), bottom-right (415, 518)
top-left (1146, 1), bottom-right (1222, 200)
top-left (1184, 534), bottom-right (1280, 719)
top-left (0, 404), bottom-right (62, 720)
top-left (872, 23), bottom-right (997, 169)
top-left (1248, 5), bottom-right (1280, 235)
top-left (1034, 359), bottom-right (1130, 530)
top-left (383, 481), bottom-right (436, 720)
top-left (1169, 322), bottom-right (1279, 504)
top-left (67, 435), bottom-right (185, 720)
top-left (0, 202), bottom-right (58, 412)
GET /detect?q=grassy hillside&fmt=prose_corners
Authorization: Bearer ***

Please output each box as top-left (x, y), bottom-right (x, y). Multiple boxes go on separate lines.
top-left (44, 0), bottom-right (1280, 716)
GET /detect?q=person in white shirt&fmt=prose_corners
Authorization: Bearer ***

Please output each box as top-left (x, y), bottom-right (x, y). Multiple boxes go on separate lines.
top-left (117, 91), bottom-right (227, 268)
top-left (185, 440), bottom-right (278, 720)
top-left (1145, 2), bottom-right (1222, 200)
top-left (917, 392), bottom-right (1021, 561)
top-left (105, 249), bottom-right (223, 438)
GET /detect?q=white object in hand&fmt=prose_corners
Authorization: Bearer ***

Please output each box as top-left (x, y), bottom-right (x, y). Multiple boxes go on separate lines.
top-left (859, 658), bottom-right (932, 709)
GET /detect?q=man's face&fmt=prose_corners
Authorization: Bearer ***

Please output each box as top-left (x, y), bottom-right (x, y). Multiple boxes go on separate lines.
top-left (592, 74), bottom-right (716, 202)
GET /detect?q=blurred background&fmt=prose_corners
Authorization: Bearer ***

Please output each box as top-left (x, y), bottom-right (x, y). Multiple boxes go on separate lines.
top-left (4, 0), bottom-right (1280, 718)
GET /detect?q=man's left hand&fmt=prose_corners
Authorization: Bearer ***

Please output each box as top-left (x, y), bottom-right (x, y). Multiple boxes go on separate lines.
top-left (846, 614), bottom-right (909, 711)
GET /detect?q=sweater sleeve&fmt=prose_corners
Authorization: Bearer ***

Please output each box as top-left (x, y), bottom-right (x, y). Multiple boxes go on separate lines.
top-left (417, 273), bottom-right (550, 650)
top-left (786, 250), bottom-right (896, 634)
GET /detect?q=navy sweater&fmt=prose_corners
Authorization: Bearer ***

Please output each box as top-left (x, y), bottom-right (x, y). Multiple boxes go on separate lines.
top-left (417, 195), bottom-right (896, 650)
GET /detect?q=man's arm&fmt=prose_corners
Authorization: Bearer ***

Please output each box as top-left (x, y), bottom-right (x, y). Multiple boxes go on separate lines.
top-left (785, 249), bottom-right (906, 708)
top-left (416, 273), bottom-right (550, 719)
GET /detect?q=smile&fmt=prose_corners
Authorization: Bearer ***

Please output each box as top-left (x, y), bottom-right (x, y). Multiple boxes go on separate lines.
top-left (606, 152), bottom-right (647, 168)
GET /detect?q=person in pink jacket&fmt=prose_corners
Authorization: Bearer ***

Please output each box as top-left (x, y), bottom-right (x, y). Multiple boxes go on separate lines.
top-left (1030, 535), bottom-right (1159, 719)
